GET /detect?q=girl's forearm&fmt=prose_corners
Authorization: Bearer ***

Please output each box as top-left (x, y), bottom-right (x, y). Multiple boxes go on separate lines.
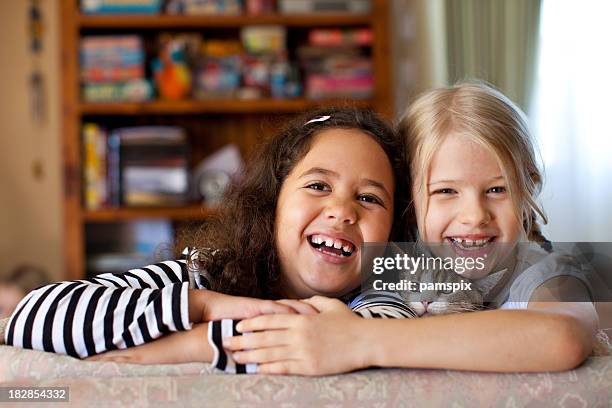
top-left (360, 308), bottom-right (594, 372)
top-left (86, 323), bottom-right (214, 364)
top-left (188, 289), bottom-right (206, 323)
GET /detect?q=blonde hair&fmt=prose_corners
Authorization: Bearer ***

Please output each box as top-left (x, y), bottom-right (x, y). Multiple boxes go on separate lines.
top-left (398, 81), bottom-right (548, 242)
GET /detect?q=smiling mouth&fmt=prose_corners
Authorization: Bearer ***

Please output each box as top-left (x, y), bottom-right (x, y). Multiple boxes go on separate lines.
top-left (308, 234), bottom-right (356, 258)
top-left (447, 237), bottom-right (496, 250)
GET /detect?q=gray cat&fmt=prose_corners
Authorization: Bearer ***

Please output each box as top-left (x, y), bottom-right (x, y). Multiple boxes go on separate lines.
top-left (399, 266), bottom-right (505, 317)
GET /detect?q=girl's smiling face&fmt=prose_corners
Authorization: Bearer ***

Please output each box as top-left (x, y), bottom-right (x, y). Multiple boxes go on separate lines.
top-left (414, 133), bottom-right (522, 275)
top-left (275, 128), bottom-right (394, 298)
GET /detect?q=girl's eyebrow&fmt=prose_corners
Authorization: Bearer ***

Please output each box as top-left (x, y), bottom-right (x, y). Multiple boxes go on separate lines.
top-left (428, 175), bottom-right (505, 186)
top-left (299, 167), bottom-right (336, 179)
top-left (299, 167), bottom-right (392, 201)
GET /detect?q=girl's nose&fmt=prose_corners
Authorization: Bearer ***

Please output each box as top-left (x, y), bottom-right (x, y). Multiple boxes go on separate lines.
top-left (458, 196), bottom-right (492, 227)
top-left (324, 198), bottom-right (357, 224)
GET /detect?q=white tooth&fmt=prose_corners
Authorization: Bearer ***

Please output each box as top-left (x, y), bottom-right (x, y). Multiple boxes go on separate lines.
top-left (465, 239), bottom-right (474, 246)
top-left (325, 238), bottom-right (334, 247)
top-left (477, 239), bottom-right (485, 245)
top-left (343, 245), bottom-right (351, 253)
top-left (333, 240), bottom-right (342, 249)
top-left (314, 236), bottom-right (322, 244)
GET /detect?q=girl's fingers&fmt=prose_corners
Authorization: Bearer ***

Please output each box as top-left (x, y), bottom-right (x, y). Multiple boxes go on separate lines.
top-left (255, 300), bottom-right (298, 316)
top-left (236, 314), bottom-right (299, 333)
top-left (232, 346), bottom-right (294, 365)
top-left (223, 330), bottom-right (288, 351)
top-left (275, 299), bottom-right (319, 315)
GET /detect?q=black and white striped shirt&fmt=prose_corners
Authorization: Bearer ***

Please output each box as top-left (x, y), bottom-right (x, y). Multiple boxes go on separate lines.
top-left (4, 259), bottom-right (415, 374)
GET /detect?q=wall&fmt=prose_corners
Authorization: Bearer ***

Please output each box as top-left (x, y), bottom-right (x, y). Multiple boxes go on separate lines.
top-left (391, 0), bottom-right (448, 119)
top-left (0, 0), bottom-right (62, 280)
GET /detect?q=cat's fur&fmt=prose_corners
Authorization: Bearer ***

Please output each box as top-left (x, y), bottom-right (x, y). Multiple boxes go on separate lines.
top-left (398, 261), bottom-right (505, 317)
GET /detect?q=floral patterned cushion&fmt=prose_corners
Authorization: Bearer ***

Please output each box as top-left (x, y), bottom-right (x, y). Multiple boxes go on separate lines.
top-left (0, 345), bottom-right (611, 406)
top-left (1, 315), bottom-right (612, 406)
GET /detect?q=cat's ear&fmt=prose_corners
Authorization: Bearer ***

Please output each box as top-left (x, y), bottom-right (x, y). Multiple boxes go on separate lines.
top-left (474, 269), bottom-right (507, 297)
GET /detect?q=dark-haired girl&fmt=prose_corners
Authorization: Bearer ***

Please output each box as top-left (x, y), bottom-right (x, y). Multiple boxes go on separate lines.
top-left (5, 107), bottom-right (413, 372)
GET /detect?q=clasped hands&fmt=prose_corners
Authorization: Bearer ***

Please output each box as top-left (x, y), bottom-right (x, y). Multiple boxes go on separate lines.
top-left (87, 291), bottom-right (366, 375)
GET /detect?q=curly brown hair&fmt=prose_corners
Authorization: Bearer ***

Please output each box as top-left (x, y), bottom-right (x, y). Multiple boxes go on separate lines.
top-left (185, 107), bottom-right (410, 299)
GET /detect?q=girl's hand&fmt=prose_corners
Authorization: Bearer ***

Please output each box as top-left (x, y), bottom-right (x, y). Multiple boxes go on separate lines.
top-left (222, 296), bottom-right (366, 376)
top-left (274, 299), bottom-right (320, 315)
top-left (86, 323), bottom-right (212, 365)
top-left (189, 290), bottom-right (303, 323)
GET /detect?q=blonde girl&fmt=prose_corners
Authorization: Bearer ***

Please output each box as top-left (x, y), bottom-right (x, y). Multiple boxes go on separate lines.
top-left (220, 82), bottom-right (597, 375)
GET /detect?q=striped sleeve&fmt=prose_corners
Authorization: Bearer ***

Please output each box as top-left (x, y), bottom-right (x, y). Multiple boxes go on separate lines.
top-left (207, 320), bottom-right (257, 374)
top-left (348, 290), bottom-right (418, 319)
top-left (206, 290), bottom-right (418, 375)
top-left (4, 260), bottom-right (193, 358)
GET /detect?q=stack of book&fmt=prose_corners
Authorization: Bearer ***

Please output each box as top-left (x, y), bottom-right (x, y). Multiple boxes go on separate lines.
top-left (81, 0), bottom-right (162, 14)
top-left (80, 36), bottom-right (152, 102)
top-left (278, 0), bottom-right (370, 14)
top-left (82, 125), bottom-right (189, 208)
top-left (166, 0), bottom-right (243, 15)
top-left (298, 28), bottom-right (373, 99)
top-left (117, 127), bottom-right (189, 207)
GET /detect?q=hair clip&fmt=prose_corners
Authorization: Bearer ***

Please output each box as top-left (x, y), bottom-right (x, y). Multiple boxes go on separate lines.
top-left (304, 115), bottom-right (331, 125)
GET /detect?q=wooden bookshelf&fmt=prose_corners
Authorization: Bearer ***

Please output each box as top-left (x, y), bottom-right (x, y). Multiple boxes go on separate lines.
top-left (60, 0), bottom-right (393, 280)
top-left (83, 206), bottom-right (217, 222)
top-left (78, 14), bottom-right (373, 28)
top-left (79, 98), bottom-right (373, 115)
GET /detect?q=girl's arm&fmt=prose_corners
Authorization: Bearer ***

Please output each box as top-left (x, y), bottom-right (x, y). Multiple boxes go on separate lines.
top-left (4, 260), bottom-right (193, 358)
top-left (223, 277), bottom-right (598, 375)
top-left (4, 259), bottom-right (295, 359)
top-left (364, 301), bottom-right (596, 372)
top-left (87, 323), bottom-right (214, 365)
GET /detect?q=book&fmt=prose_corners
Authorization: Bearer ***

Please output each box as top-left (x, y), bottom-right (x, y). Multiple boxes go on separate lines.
top-left (82, 124), bottom-right (108, 209)
top-left (278, 0), bottom-right (371, 14)
top-left (81, 0), bottom-right (162, 15)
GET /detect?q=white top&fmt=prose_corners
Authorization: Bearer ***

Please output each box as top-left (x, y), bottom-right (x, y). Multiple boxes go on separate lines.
top-left (495, 244), bottom-right (594, 310)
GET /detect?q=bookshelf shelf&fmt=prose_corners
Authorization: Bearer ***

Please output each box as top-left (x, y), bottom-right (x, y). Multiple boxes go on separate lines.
top-left (79, 98), bottom-right (372, 115)
top-left (78, 13), bottom-right (373, 29)
top-left (83, 206), bottom-right (218, 222)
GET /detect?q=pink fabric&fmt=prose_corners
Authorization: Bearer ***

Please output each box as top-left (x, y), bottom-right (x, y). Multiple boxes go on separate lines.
top-left (1, 345), bottom-right (611, 406)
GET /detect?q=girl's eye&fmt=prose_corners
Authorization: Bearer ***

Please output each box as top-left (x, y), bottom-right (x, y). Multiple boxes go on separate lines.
top-left (305, 182), bottom-right (330, 192)
top-left (487, 186), bottom-right (506, 194)
top-left (357, 194), bottom-right (384, 207)
top-left (432, 188), bottom-right (456, 195)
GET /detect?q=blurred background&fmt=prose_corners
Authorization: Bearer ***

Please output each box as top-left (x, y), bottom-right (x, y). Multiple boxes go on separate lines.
top-left (0, 0), bottom-right (610, 314)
